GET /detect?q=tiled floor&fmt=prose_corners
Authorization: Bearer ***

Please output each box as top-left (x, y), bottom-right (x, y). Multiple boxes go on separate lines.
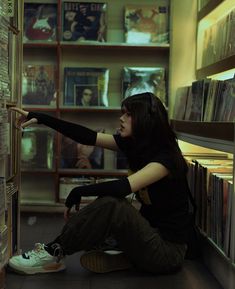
top-left (6, 212), bottom-right (224, 289)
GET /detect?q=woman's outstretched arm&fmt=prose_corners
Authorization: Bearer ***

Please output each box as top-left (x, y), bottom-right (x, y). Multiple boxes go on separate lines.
top-left (10, 107), bottom-right (118, 150)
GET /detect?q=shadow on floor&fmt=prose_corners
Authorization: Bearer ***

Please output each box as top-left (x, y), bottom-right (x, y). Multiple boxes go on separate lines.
top-left (6, 212), bottom-right (223, 289)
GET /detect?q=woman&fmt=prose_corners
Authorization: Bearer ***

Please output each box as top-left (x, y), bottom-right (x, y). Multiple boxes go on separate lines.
top-left (9, 92), bottom-right (191, 275)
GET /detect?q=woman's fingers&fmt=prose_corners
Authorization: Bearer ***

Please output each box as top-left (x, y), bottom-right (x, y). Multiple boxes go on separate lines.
top-left (64, 206), bottom-right (79, 222)
top-left (21, 118), bottom-right (38, 128)
top-left (9, 107), bottom-right (29, 117)
top-left (15, 117), bottom-right (37, 129)
top-left (10, 107), bottom-right (38, 129)
top-left (75, 203), bottom-right (80, 211)
top-left (64, 207), bottom-right (71, 222)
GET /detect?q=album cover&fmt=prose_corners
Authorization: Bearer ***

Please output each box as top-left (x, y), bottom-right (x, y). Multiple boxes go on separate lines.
top-left (60, 129), bottom-right (105, 170)
top-left (21, 127), bottom-right (56, 170)
top-left (62, 2), bottom-right (106, 42)
top-left (64, 67), bottom-right (109, 107)
top-left (24, 3), bottom-right (57, 42)
top-left (22, 64), bottom-right (56, 106)
top-left (122, 67), bottom-right (167, 106)
top-left (124, 4), bottom-right (169, 44)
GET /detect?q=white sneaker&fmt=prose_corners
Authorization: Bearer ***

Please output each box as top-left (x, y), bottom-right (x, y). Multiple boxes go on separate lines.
top-left (8, 243), bottom-right (66, 275)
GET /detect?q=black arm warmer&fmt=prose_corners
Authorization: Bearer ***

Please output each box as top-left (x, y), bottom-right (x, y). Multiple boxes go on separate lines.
top-left (65, 178), bottom-right (132, 208)
top-left (27, 112), bottom-right (97, 145)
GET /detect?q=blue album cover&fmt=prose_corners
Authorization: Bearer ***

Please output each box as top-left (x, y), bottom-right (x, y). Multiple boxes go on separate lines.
top-left (64, 67), bottom-right (109, 107)
top-left (62, 2), bottom-right (107, 42)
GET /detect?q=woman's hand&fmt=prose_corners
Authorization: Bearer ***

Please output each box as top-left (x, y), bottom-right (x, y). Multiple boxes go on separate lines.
top-left (63, 207), bottom-right (71, 222)
top-left (63, 203), bottom-right (80, 222)
top-left (10, 107), bottom-right (38, 129)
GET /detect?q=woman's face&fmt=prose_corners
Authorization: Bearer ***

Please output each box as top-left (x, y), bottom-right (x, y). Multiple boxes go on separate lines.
top-left (119, 107), bottom-right (132, 137)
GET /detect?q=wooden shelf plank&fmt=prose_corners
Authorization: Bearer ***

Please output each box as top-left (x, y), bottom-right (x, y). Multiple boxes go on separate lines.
top-left (198, 0), bottom-right (224, 21)
top-left (20, 202), bottom-right (64, 213)
top-left (59, 107), bottom-right (121, 113)
top-left (23, 42), bottom-right (170, 52)
top-left (22, 107), bottom-right (57, 112)
top-left (21, 170), bottom-right (56, 174)
top-left (23, 42), bottom-right (58, 48)
top-left (60, 42), bottom-right (169, 52)
top-left (198, 0), bottom-right (235, 22)
top-left (58, 169), bottom-right (128, 177)
top-left (196, 55), bottom-right (235, 78)
top-left (171, 120), bottom-right (234, 142)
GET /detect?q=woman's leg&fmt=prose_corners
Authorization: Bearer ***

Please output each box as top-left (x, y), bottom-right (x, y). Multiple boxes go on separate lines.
top-left (9, 196), bottom-right (186, 275)
top-left (57, 196), bottom-right (187, 274)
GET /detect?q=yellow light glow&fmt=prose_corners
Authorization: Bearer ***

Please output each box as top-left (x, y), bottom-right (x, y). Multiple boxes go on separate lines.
top-left (208, 69), bottom-right (235, 80)
top-left (200, 0), bottom-right (235, 23)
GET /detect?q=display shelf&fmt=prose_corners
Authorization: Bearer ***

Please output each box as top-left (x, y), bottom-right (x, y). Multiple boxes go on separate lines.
top-left (60, 42), bottom-right (170, 52)
top-left (20, 201), bottom-right (65, 213)
top-left (198, 0), bottom-right (234, 21)
top-left (196, 0), bottom-right (235, 74)
top-left (23, 42), bottom-right (58, 48)
top-left (22, 0), bottom-right (170, 209)
top-left (21, 169), bottom-right (127, 176)
top-left (171, 120), bottom-right (234, 141)
top-left (58, 169), bottom-right (128, 177)
top-left (171, 2), bottom-right (235, 287)
top-left (21, 170), bottom-right (57, 174)
top-left (0, 0), bottom-right (23, 273)
top-left (201, 233), bottom-right (235, 289)
top-left (200, 230), bottom-right (233, 265)
top-left (59, 107), bottom-right (121, 112)
top-left (22, 107), bottom-right (58, 112)
top-left (6, 175), bottom-right (17, 183)
top-left (173, 119), bottom-right (235, 289)
top-left (177, 132), bottom-right (234, 153)
top-left (198, 0), bottom-right (223, 20)
top-left (196, 55), bottom-right (235, 79)
top-left (171, 120), bottom-right (234, 153)
top-left (24, 42), bottom-right (170, 53)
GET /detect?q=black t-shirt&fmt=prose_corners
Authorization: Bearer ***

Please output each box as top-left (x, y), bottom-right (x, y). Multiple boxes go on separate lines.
top-left (114, 134), bottom-right (191, 244)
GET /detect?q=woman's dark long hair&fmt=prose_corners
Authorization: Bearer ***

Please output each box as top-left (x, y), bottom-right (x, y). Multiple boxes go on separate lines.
top-left (121, 92), bottom-right (187, 174)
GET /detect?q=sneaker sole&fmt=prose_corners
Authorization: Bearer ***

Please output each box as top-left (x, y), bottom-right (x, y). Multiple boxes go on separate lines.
top-left (8, 261), bottom-right (66, 275)
top-left (80, 250), bottom-right (131, 273)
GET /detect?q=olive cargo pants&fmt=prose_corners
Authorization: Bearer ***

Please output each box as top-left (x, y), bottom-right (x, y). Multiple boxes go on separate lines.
top-left (57, 196), bottom-right (187, 274)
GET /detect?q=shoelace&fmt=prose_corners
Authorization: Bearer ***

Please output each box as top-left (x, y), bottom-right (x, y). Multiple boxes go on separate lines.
top-left (51, 243), bottom-right (64, 263)
top-left (24, 243), bottom-right (46, 259)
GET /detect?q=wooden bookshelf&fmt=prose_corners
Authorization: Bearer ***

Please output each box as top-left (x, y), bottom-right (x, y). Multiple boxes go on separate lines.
top-left (0, 0), bottom-right (23, 279)
top-left (171, 1), bottom-right (235, 288)
top-left (21, 0), bottom-right (170, 209)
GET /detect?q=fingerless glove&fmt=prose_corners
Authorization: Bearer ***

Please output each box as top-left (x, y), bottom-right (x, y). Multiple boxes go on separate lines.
top-left (27, 112), bottom-right (97, 145)
top-left (65, 178), bottom-right (132, 208)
